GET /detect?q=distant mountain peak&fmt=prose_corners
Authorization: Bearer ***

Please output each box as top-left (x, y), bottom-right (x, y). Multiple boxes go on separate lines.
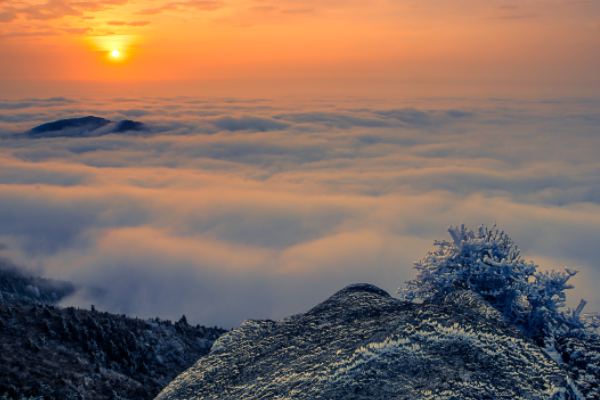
top-left (22, 116), bottom-right (149, 138)
top-left (29, 116), bottom-right (111, 135)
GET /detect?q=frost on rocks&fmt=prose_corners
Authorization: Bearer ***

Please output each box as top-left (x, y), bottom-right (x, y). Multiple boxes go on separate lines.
top-left (155, 284), bottom-right (582, 400)
top-left (400, 224), bottom-right (587, 343)
top-left (399, 224), bottom-right (599, 398)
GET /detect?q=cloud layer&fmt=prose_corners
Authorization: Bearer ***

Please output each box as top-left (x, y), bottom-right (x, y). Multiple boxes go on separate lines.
top-left (1, 93), bottom-right (599, 328)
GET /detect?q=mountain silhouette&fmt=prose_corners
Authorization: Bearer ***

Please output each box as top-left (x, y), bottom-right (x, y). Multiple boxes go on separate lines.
top-left (22, 116), bottom-right (148, 138)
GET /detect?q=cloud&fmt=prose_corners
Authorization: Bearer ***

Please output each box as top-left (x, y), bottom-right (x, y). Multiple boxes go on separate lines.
top-left (281, 8), bottom-right (313, 14)
top-left (251, 6), bottom-right (277, 12)
top-left (135, 5), bottom-right (176, 15)
top-left (23, 97), bottom-right (78, 103)
top-left (0, 164), bottom-right (87, 186)
top-left (213, 115), bottom-right (290, 132)
top-left (136, 0), bottom-right (223, 15)
top-left (0, 29), bottom-right (59, 39)
top-left (106, 20), bottom-right (149, 26)
top-left (0, 186), bottom-right (100, 255)
top-left (445, 109), bottom-right (476, 118)
top-left (0, 0), bottom-right (128, 25)
top-left (493, 13), bottom-right (541, 20)
top-left (210, 0), bottom-right (322, 26)
top-left (1, 95), bottom-right (599, 327)
top-left (375, 108), bottom-right (432, 127)
top-left (62, 27), bottom-right (92, 34)
top-left (127, 20), bottom-right (150, 26)
top-left (180, 0), bottom-right (223, 10)
top-left (0, 113), bottom-right (48, 123)
top-left (70, 0), bottom-right (128, 11)
top-left (272, 112), bottom-right (389, 128)
top-left (20, 0), bottom-right (82, 21)
top-left (0, 98), bottom-right (77, 109)
top-left (118, 109), bottom-right (151, 117)
top-left (53, 225), bottom-right (427, 327)
top-left (0, 9), bottom-right (17, 23)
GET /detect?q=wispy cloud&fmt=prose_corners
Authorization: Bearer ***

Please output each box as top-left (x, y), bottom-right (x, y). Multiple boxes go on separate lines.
top-left (127, 20), bottom-right (150, 26)
top-left (0, 9), bottom-right (17, 23)
top-left (0, 0), bottom-right (128, 25)
top-left (493, 13), bottom-right (541, 20)
top-left (69, 0), bottom-right (127, 11)
top-left (136, 0), bottom-right (223, 15)
top-left (0, 29), bottom-right (59, 39)
top-left (19, 0), bottom-right (82, 21)
top-left (106, 20), bottom-right (149, 26)
top-left (280, 8), bottom-right (312, 14)
top-left (62, 26), bottom-right (91, 34)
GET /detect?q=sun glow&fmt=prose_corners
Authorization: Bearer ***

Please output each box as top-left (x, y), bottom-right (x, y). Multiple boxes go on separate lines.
top-left (85, 35), bottom-right (137, 65)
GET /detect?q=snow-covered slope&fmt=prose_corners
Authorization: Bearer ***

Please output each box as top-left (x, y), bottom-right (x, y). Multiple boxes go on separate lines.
top-left (0, 270), bottom-right (227, 400)
top-left (156, 283), bottom-right (586, 400)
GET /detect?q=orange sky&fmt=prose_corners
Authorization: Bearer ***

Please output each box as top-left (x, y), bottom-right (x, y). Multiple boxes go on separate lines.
top-left (1, 0), bottom-right (599, 84)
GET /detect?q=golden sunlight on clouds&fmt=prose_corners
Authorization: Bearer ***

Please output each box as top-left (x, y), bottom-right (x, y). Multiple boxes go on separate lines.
top-left (1, 92), bottom-right (600, 326)
top-left (0, 0), bottom-right (598, 84)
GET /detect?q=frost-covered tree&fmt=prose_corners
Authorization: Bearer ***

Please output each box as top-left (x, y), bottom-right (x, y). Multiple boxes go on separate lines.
top-left (399, 224), bottom-right (591, 342)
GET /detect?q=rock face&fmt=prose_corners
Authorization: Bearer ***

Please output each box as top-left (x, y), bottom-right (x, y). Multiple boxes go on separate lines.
top-left (156, 283), bottom-right (573, 400)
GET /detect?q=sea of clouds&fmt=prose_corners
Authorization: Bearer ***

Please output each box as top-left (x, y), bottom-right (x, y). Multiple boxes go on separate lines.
top-left (0, 92), bottom-right (599, 328)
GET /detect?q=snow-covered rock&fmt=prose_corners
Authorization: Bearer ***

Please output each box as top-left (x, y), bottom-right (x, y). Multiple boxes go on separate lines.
top-left (156, 283), bottom-right (583, 400)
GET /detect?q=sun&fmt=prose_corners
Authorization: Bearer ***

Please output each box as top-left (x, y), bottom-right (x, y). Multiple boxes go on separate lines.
top-left (111, 50), bottom-right (120, 58)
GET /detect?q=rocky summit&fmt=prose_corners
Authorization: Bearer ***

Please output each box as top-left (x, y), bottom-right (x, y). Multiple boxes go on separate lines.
top-left (156, 283), bottom-right (579, 400)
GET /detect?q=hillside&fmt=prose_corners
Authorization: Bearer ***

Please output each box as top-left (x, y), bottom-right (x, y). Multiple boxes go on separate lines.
top-left (0, 267), bottom-right (227, 400)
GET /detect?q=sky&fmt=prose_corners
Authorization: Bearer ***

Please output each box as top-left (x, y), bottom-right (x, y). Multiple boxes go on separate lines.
top-left (0, 0), bottom-right (599, 84)
top-left (0, 0), bottom-right (599, 329)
